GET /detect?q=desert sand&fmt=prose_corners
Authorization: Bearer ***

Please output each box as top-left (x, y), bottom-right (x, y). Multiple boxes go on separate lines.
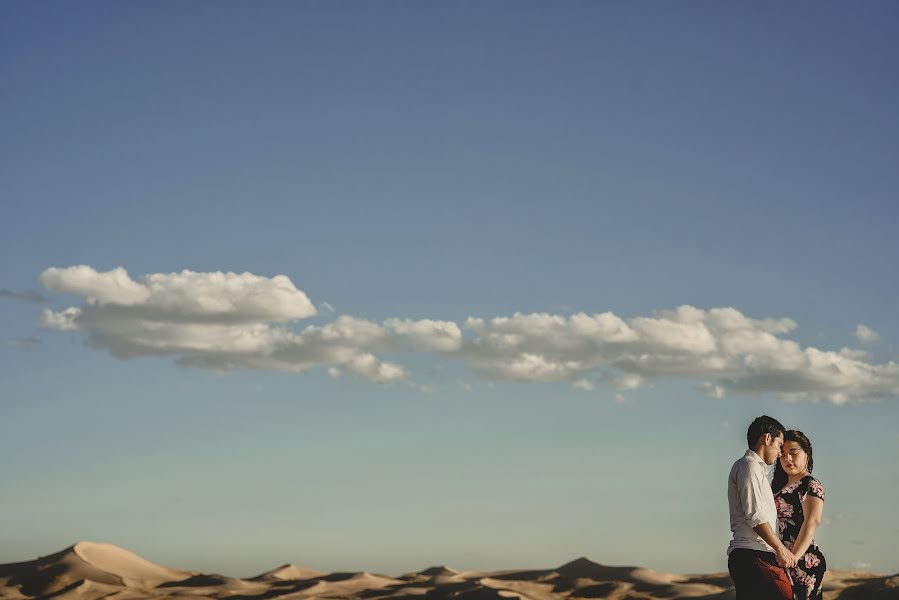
top-left (0, 542), bottom-right (895, 600)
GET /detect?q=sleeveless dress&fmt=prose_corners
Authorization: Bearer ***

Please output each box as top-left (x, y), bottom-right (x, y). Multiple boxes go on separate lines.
top-left (774, 475), bottom-right (827, 600)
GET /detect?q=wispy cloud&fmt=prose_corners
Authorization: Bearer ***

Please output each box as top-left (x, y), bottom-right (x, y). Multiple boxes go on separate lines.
top-left (856, 324), bottom-right (880, 345)
top-left (698, 382), bottom-right (726, 399)
top-left (572, 378), bottom-right (594, 391)
top-left (8, 336), bottom-right (42, 349)
top-left (0, 288), bottom-right (46, 304)
top-left (36, 265), bottom-right (899, 402)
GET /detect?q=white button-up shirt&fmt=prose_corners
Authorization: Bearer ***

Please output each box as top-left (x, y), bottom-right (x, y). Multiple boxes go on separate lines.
top-left (727, 449), bottom-right (779, 555)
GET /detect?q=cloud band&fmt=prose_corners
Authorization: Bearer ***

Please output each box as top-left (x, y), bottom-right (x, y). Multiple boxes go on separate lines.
top-left (36, 266), bottom-right (899, 403)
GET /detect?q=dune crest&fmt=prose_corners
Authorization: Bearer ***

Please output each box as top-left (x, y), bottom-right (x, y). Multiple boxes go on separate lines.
top-left (418, 565), bottom-right (460, 577)
top-left (71, 541), bottom-right (189, 585)
top-left (252, 563), bottom-right (324, 581)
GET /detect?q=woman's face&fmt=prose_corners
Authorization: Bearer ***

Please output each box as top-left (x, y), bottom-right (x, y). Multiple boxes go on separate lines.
top-left (780, 440), bottom-right (809, 476)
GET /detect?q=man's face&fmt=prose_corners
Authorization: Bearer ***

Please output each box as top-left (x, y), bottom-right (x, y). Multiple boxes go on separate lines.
top-left (762, 432), bottom-right (785, 465)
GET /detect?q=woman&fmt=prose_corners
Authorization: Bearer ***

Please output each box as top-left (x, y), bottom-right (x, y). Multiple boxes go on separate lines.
top-left (772, 430), bottom-right (826, 600)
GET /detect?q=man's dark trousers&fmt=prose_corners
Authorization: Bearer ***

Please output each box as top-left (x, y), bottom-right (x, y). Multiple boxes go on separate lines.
top-left (728, 548), bottom-right (793, 600)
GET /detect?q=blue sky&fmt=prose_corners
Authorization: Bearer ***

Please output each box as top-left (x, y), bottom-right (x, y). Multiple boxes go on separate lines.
top-left (2, 1), bottom-right (898, 577)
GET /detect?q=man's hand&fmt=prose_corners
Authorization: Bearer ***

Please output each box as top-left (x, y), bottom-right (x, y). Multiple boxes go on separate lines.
top-left (775, 545), bottom-right (797, 568)
top-left (752, 523), bottom-right (797, 569)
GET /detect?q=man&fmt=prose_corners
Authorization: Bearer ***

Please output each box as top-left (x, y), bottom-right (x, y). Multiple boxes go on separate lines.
top-left (727, 415), bottom-right (796, 599)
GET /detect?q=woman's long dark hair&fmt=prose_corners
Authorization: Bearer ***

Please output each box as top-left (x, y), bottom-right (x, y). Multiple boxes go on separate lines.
top-left (772, 429), bottom-right (814, 493)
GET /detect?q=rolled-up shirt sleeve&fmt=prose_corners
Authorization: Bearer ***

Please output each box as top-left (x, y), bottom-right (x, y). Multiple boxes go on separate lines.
top-left (735, 461), bottom-right (768, 528)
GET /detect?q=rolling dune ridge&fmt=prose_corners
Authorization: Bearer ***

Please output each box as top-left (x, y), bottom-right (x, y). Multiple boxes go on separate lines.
top-left (0, 543), bottom-right (895, 600)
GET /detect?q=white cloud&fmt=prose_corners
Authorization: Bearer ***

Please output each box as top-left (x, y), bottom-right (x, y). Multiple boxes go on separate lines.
top-left (458, 306), bottom-right (899, 403)
top-left (40, 266), bottom-right (150, 305)
top-left (572, 378), bottom-right (594, 391)
top-left (699, 382), bottom-right (726, 399)
top-left (384, 318), bottom-right (463, 352)
top-left (615, 374), bottom-right (645, 390)
top-left (343, 353), bottom-right (405, 383)
top-left (856, 324), bottom-right (880, 344)
top-left (37, 267), bottom-right (403, 383)
top-left (850, 561), bottom-right (872, 571)
top-left (614, 393), bottom-right (626, 404)
top-left (40, 266), bottom-right (316, 322)
top-left (161, 314), bottom-right (409, 382)
top-left (35, 267), bottom-right (899, 402)
top-left (41, 307), bottom-right (81, 331)
top-left (502, 353), bottom-right (579, 381)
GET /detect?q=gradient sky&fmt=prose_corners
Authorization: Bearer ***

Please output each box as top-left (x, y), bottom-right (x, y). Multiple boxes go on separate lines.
top-left (2, 1), bottom-right (898, 578)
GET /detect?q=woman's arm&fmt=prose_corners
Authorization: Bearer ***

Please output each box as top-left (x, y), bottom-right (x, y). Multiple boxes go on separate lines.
top-left (790, 496), bottom-right (824, 559)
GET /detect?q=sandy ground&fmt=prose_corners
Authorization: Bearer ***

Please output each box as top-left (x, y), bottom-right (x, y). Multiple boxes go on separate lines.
top-left (0, 542), bottom-right (895, 600)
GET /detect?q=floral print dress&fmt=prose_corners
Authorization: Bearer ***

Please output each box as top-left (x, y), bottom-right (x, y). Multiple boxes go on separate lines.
top-left (774, 475), bottom-right (826, 600)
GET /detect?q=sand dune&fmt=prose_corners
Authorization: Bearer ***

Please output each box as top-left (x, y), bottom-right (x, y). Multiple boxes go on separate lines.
top-left (0, 541), bottom-right (190, 597)
top-left (0, 542), bottom-right (895, 600)
top-left (250, 564), bottom-right (324, 581)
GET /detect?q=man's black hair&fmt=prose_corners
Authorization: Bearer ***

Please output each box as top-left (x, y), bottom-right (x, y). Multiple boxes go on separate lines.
top-left (746, 415), bottom-right (785, 448)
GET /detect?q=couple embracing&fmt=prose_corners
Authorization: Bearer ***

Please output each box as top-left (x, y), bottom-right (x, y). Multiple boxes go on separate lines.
top-left (727, 415), bottom-right (826, 600)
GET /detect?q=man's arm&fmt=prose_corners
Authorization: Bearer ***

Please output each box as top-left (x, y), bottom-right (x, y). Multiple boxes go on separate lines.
top-left (735, 462), bottom-right (797, 568)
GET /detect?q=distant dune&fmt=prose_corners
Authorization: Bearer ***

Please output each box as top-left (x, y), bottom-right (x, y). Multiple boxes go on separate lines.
top-left (0, 542), bottom-right (895, 599)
